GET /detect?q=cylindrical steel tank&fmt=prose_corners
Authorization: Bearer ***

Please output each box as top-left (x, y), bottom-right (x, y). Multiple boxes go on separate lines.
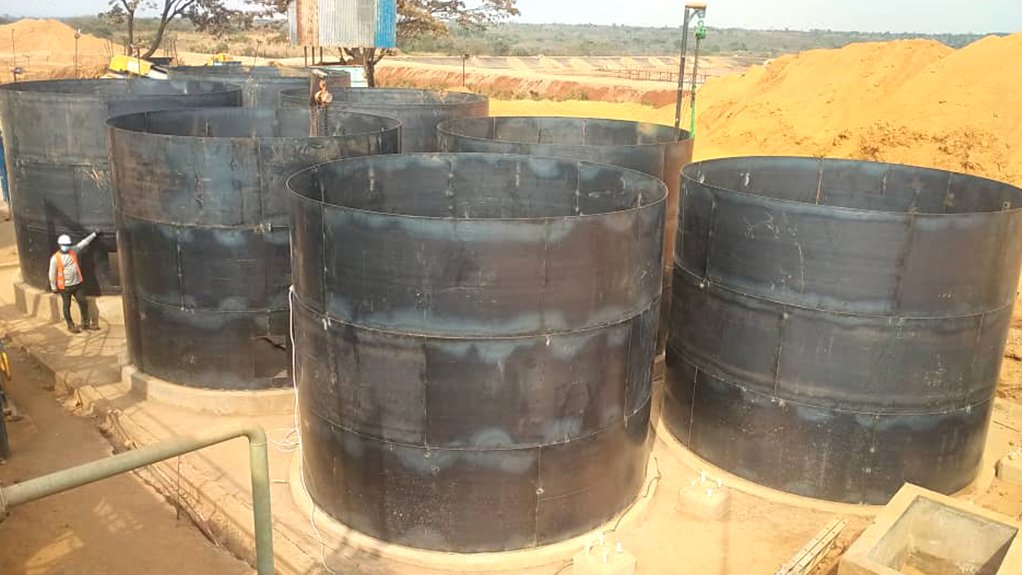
top-left (108, 108), bottom-right (400, 390)
top-left (438, 116), bottom-right (693, 356)
top-left (0, 79), bottom-right (242, 295)
top-left (168, 65), bottom-right (349, 107)
top-left (290, 153), bottom-right (666, 551)
top-left (280, 87), bottom-right (488, 152)
top-left (665, 156), bottom-right (1022, 504)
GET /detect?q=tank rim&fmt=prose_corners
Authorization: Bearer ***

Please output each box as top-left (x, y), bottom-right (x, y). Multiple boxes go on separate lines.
top-left (287, 152), bottom-right (669, 223)
top-left (106, 106), bottom-right (402, 142)
top-left (682, 156), bottom-right (1022, 216)
top-left (279, 86), bottom-right (488, 108)
top-left (436, 115), bottom-right (691, 148)
top-left (0, 77), bottom-right (240, 98)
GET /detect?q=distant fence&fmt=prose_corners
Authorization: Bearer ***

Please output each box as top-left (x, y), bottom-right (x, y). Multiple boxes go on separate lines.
top-left (597, 67), bottom-right (713, 85)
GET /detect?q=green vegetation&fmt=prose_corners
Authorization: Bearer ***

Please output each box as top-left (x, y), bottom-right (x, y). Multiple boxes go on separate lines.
top-left (6, 14), bottom-right (996, 59)
top-left (399, 22), bottom-right (995, 57)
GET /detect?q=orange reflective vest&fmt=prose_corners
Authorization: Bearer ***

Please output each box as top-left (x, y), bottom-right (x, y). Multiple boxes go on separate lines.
top-left (52, 250), bottom-right (80, 291)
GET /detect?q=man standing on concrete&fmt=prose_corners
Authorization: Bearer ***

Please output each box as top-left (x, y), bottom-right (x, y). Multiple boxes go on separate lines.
top-left (48, 232), bottom-right (100, 333)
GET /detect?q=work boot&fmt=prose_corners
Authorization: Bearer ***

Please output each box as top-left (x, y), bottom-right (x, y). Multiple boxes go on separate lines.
top-left (85, 324), bottom-right (101, 331)
top-left (67, 324), bottom-right (81, 334)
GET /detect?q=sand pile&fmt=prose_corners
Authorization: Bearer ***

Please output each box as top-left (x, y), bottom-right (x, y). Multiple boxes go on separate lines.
top-left (0, 19), bottom-right (110, 55)
top-left (694, 34), bottom-right (1022, 185)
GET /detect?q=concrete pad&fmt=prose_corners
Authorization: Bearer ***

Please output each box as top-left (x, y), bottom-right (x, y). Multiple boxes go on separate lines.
top-left (996, 447), bottom-right (1022, 485)
top-left (122, 365), bottom-right (295, 416)
top-left (13, 277), bottom-right (123, 326)
top-left (679, 473), bottom-right (731, 521)
top-left (839, 483), bottom-right (1022, 575)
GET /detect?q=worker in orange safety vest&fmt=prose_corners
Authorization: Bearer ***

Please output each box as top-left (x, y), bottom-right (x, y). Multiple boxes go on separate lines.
top-left (48, 231), bottom-right (99, 333)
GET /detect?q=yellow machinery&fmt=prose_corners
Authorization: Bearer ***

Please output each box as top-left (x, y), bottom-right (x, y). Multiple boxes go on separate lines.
top-left (206, 53), bottom-right (234, 66)
top-left (106, 55), bottom-right (168, 79)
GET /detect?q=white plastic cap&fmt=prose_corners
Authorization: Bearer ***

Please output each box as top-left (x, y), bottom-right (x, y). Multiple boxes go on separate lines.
top-left (57, 234), bottom-right (72, 246)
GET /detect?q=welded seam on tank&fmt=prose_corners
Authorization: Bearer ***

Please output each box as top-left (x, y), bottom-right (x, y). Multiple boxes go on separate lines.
top-left (109, 125), bottom-right (396, 148)
top-left (533, 459), bottom-right (647, 504)
top-left (129, 295), bottom-right (290, 314)
top-left (966, 311), bottom-right (989, 410)
top-left (860, 413), bottom-right (881, 503)
top-left (173, 227), bottom-right (185, 309)
top-left (890, 210), bottom-right (917, 314)
top-left (771, 311), bottom-right (785, 394)
top-left (701, 196), bottom-right (718, 280)
top-left (115, 214), bottom-right (289, 231)
top-left (287, 164), bottom-right (668, 220)
top-left (674, 265), bottom-right (1016, 320)
top-left (438, 116), bottom-right (687, 150)
top-left (290, 290), bottom-right (661, 340)
top-left (298, 394), bottom-right (653, 453)
top-left (667, 351), bottom-right (994, 417)
top-left (8, 153), bottom-right (111, 166)
top-left (682, 166), bottom-right (1022, 216)
top-left (18, 222), bottom-right (118, 234)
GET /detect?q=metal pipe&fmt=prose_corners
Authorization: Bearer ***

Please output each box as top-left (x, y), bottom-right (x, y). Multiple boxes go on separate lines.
top-left (689, 29), bottom-right (703, 136)
top-left (0, 422), bottom-right (274, 575)
top-left (672, 9), bottom-right (693, 130)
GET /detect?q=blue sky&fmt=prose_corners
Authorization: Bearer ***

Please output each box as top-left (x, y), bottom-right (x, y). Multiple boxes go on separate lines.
top-left (4, 0), bottom-right (1022, 34)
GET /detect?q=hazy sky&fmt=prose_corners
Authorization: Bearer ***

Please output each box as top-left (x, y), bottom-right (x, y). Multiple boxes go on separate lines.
top-left (4, 0), bottom-right (1022, 34)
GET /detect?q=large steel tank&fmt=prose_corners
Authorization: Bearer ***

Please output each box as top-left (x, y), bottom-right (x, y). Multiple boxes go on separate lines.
top-left (289, 153), bottom-right (666, 551)
top-left (438, 116), bottom-right (693, 356)
top-left (665, 156), bottom-right (1022, 504)
top-left (168, 65), bottom-right (349, 107)
top-left (108, 108), bottom-right (400, 390)
top-left (280, 87), bottom-right (488, 152)
top-left (0, 79), bottom-right (241, 295)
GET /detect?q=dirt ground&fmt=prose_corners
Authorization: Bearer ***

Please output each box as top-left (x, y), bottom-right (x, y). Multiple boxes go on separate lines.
top-left (0, 345), bottom-right (253, 575)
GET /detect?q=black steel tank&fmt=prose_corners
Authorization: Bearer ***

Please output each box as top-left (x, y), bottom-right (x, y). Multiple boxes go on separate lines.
top-left (0, 79), bottom-right (241, 295)
top-left (438, 116), bottom-right (693, 356)
top-left (108, 108), bottom-right (400, 390)
top-left (280, 87), bottom-right (488, 152)
top-left (289, 153), bottom-right (666, 551)
top-left (664, 156), bottom-right (1022, 504)
top-left (168, 65), bottom-right (349, 107)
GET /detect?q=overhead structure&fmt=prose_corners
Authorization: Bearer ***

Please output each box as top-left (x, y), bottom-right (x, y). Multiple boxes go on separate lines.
top-left (438, 116), bottom-right (693, 356)
top-left (0, 79), bottom-right (241, 295)
top-left (108, 108), bottom-right (400, 390)
top-left (289, 153), bottom-right (666, 551)
top-left (664, 157), bottom-right (1022, 504)
top-left (167, 66), bottom-right (349, 107)
top-left (288, 0), bottom-right (397, 48)
top-left (281, 87), bottom-right (488, 152)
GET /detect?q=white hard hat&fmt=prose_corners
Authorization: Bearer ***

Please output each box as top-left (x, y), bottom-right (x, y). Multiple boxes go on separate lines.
top-left (57, 234), bottom-right (72, 246)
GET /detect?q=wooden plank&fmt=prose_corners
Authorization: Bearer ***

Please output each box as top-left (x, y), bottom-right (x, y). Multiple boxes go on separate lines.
top-left (774, 518), bottom-right (847, 575)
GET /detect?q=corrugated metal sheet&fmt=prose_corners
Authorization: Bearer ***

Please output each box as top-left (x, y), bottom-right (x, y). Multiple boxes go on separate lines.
top-left (289, 0), bottom-right (397, 48)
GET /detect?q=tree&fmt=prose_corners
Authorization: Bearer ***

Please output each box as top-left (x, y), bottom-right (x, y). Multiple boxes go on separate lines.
top-left (99, 0), bottom-right (142, 54)
top-left (258, 0), bottom-right (519, 87)
top-left (100, 0), bottom-right (261, 59)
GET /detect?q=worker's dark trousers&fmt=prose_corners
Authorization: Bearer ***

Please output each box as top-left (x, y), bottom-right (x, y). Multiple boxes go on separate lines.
top-left (59, 283), bottom-right (89, 328)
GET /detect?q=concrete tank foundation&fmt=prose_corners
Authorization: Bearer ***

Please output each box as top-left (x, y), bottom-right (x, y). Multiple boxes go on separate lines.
top-left (119, 365), bottom-right (294, 416)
